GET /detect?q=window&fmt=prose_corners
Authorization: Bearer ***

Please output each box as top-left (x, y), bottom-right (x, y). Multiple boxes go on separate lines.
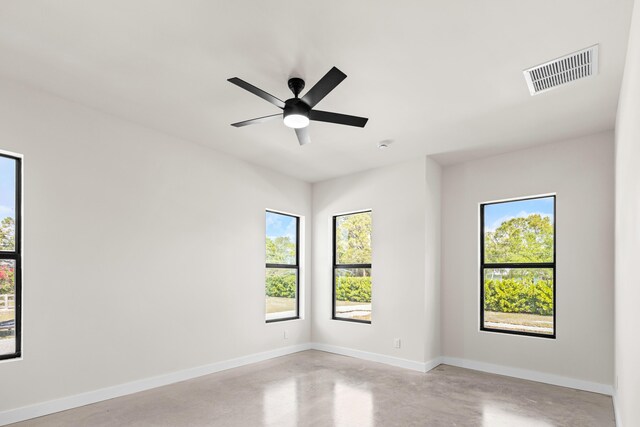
top-left (0, 153), bottom-right (21, 360)
top-left (480, 195), bottom-right (555, 338)
top-left (333, 211), bottom-right (372, 323)
top-left (265, 211), bottom-right (299, 322)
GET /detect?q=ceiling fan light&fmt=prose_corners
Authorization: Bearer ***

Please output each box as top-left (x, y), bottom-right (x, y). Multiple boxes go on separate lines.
top-left (283, 113), bottom-right (309, 129)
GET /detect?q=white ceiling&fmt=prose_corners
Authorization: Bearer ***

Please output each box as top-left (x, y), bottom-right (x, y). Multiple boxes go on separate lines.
top-left (0, 1), bottom-right (633, 182)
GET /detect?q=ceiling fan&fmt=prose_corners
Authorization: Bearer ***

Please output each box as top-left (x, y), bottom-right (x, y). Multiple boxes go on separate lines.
top-left (228, 66), bottom-right (368, 146)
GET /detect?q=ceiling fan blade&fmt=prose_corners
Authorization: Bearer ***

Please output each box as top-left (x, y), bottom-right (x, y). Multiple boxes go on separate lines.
top-left (230, 113), bottom-right (281, 128)
top-left (309, 110), bottom-right (368, 127)
top-left (295, 127), bottom-right (311, 146)
top-left (300, 67), bottom-right (347, 108)
top-left (228, 77), bottom-right (286, 109)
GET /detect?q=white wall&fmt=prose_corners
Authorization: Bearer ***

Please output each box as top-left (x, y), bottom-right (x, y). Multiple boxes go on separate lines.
top-left (0, 78), bottom-right (311, 412)
top-left (614, 0), bottom-right (640, 424)
top-left (424, 158), bottom-right (441, 361)
top-left (441, 132), bottom-right (615, 386)
top-left (311, 158), bottom-right (441, 365)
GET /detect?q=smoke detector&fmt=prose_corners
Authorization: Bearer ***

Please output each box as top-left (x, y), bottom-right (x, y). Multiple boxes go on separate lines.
top-left (523, 45), bottom-right (599, 96)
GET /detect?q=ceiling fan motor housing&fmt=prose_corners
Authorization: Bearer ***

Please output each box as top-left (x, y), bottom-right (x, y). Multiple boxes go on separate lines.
top-left (284, 98), bottom-right (310, 116)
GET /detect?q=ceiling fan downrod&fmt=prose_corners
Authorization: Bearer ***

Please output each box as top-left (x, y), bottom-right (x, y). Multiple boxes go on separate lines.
top-left (287, 77), bottom-right (305, 98)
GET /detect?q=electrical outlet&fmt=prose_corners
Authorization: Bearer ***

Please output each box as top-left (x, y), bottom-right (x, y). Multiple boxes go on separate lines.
top-left (283, 330), bottom-right (289, 340)
top-left (393, 338), bottom-right (401, 349)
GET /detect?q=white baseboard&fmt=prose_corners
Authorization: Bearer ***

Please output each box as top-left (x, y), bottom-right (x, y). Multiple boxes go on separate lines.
top-left (310, 342), bottom-right (442, 373)
top-left (441, 356), bottom-right (614, 396)
top-left (0, 343), bottom-right (311, 426)
top-left (613, 392), bottom-right (622, 427)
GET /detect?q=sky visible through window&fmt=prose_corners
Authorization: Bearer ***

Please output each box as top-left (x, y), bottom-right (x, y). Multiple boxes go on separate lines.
top-left (0, 157), bottom-right (16, 221)
top-left (266, 211), bottom-right (296, 240)
top-left (484, 196), bottom-right (554, 231)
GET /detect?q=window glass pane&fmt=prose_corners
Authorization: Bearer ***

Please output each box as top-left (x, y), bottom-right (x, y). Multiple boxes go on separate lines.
top-left (484, 197), bottom-right (554, 263)
top-left (336, 211), bottom-right (371, 265)
top-left (265, 268), bottom-right (297, 321)
top-left (483, 268), bottom-right (553, 335)
top-left (0, 259), bottom-right (16, 356)
top-left (266, 212), bottom-right (296, 265)
top-left (335, 267), bottom-right (371, 321)
top-left (0, 157), bottom-right (16, 252)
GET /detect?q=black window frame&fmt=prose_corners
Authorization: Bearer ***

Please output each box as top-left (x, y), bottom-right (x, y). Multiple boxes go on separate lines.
top-left (480, 195), bottom-right (556, 339)
top-left (0, 153), bottom-right (22, 360)
top-left (265, 210), bottom-right (300, 323)
top-left (332, 210), bottom-right (372, 324)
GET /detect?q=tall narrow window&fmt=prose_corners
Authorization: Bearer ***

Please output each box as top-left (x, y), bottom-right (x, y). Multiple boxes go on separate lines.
top-left (265, 211), bottom-right (299, 322)
top-left (333, 211), bottom-right (372, 323)
top-left (481, 195), bottom-right (555, 338)
top-left (0, 153), bottom-right (21, 359)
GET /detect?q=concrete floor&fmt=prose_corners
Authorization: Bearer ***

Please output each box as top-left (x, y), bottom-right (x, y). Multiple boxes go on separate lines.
top-left (11, 350), bottom-right (614, 426)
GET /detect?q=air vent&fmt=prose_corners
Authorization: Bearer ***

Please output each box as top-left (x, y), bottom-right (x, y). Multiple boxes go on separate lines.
top-left (523, 45), bottom-right (599, 95)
